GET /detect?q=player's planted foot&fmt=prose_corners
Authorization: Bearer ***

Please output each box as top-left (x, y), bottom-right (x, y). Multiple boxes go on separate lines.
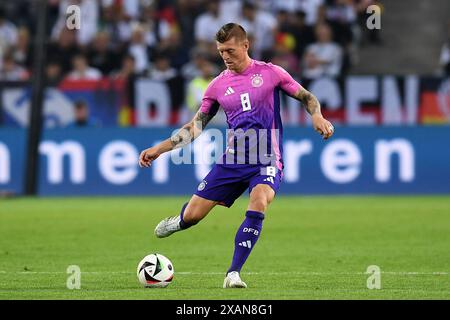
top-left (223, 271), bottom-right (247, 288)
top-left (154, 216), bottom-right (182, 238)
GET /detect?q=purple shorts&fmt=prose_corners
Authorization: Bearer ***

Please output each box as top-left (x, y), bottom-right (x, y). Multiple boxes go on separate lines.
top-left (194, 164), bottom-right (282, 208)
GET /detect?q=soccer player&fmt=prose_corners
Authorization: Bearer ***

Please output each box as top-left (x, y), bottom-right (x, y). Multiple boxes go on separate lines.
top-left (139, 23), bottom-right (334, 288)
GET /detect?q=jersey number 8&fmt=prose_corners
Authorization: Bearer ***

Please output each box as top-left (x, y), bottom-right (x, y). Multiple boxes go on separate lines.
top-left (240, 93), bottom-right (252, 111)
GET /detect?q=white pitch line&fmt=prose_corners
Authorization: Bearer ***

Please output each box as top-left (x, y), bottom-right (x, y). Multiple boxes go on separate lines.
top-left (0, 271), bottom-right (447, 275)
top-left (177, 271), bottom-right (448, 275)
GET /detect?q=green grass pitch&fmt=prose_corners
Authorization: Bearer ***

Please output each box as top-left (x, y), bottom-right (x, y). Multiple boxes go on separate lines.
top-left (0, 196), bottom-right (449, 300)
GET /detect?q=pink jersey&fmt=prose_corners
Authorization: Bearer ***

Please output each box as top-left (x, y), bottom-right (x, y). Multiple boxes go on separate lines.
top-left (200, 59), bottom-right (302, 170)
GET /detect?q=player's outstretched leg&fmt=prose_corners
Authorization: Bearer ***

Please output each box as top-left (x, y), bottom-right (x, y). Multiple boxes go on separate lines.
top-left (154, 195), bottom-right (217, 238)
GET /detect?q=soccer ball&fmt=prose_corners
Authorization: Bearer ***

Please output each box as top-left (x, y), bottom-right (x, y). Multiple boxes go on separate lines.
top-left (137, 253), bottom-right (174, 288)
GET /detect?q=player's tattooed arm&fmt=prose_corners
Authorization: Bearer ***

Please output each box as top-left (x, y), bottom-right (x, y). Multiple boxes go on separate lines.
top-left (139, 110), bottom-right (215, 168)
top-left (294, 87), bottom-right (321, 116)
top-left (194, 110), bottom-right (215, 132)
top-left (293, 87), bottom-right (335, 140)
top-left (169, 110), bottom-right (214, 149)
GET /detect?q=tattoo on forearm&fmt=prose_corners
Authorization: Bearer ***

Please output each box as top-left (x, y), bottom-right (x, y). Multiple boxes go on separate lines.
top-left (296, 88), bottom-right (321, 116)
top-left (170, 125), bottom-right (193, 148)
top-left (170, 111), bottom-right (214, 149)
top-left (194, 111), bottom-right (214, 130)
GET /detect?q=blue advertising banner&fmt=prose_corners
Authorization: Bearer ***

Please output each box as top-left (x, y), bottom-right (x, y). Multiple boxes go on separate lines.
top-left (0, 128), bottom-right (26, 194)
top-left (0, 127), bottom-right (449, 196)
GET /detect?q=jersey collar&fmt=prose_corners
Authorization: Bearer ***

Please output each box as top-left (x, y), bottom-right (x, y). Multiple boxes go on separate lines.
top-left (228, 59), bottom-right (254, 76)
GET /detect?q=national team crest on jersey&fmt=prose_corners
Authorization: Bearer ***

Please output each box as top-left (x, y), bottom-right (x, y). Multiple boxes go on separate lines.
top-left (197, 180), bottom-right (207, 191)
top-left (251, 73), bottom-right (263, 87)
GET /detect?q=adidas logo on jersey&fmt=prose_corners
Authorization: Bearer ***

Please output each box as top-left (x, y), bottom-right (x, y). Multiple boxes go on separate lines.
top-left (238, 240), bottom-right (252, 248)
top-left (263, 177), bottom-right (275, 184)
top-left (224, 87), bottom-right (235, 96)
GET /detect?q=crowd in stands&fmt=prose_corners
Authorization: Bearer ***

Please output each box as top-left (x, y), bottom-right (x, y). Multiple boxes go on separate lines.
top-left (0, 0), bottom-right (385, 84)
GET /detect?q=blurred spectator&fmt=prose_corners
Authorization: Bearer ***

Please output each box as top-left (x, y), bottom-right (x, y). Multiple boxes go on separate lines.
top-left (325, 0), bottom-right (358, 71)
top-left (158, 5), bottom-right (188, 68)
top-left (51, 0), bottom-right (99, 46)
top-left (270, 32), bottom-right (300, 76)
top-left (181, 46), bottom-right (219, 81)
top-left (186, 60), bottom-right (216, 115)
top-left (0, 7), bottom-right (18, 55)
top-left (1, 0), bottom-right (35, 32)
top-left (128, 23), bottom-right (152, 74)
top-left (271, 0), bottom-right (300, 13)
top-left (219, 0), bottom-right (242, 23)
top-left (47, 28), bottom-right (80, 74)
top-left (98, 3), bottom-right (123, 49)
top-left (240, 1), bottom-right (278, 60)
top-left (140, 2), bottom-right (173, 49)
top-left (174, 0), bottom-right (201, 49)
top-left (303, 23), bottom-right (343, 78)
top-left (173, 0), bottom-right (203, 65)
top-left (46, 0), bottom-right (63, 36)
top-left (71, 100), bottom-right (96, 127)
top-left (113, 5), bottom-right (135, 44)
top-left (12, 26), bottom-right (33, 70)
top-left (184, 58), bottom-right (225, 124)
top-left (147, 50), bottom-right (185, 117)
top-left (278, 10), bottom-right (314, 61)
top-left (112, 54), bottom-right (138, 127)
top-left (439, 22), bottom-right (450, 76)
top-left (194, 0), bottom-right (224, 47)
top-left (0, 51), bottom-right (29, 81)
top-left (147, 50), bottom-right (177, 82)
top-left (276, 8), bottom-right (291, 31)
top-left (102, 0), bottom-right (140, 20)
top-left (66, 54), bottom-right (102, 80)
top-left (325, 0), bottom-right (356, 47)
top-left (87, 31), bottom-right (117, 75)
top-left (112, 54), bottom-right (137, 80)
top-left (298, 0), bottom-right (326, 26)
top-left (45, 60), bottom-right (64, 86)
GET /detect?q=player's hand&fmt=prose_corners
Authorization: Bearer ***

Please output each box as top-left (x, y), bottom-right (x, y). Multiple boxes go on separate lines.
top-left (139, 147), bottom-right (160, 168)
top-left (312, 114), bottom-right (334, 140)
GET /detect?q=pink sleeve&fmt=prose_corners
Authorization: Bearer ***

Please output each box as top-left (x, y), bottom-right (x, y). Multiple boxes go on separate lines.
top-left (199, 79), bottom-right (219, 114)
top-left (269, 63), bottom-right (302, 97)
